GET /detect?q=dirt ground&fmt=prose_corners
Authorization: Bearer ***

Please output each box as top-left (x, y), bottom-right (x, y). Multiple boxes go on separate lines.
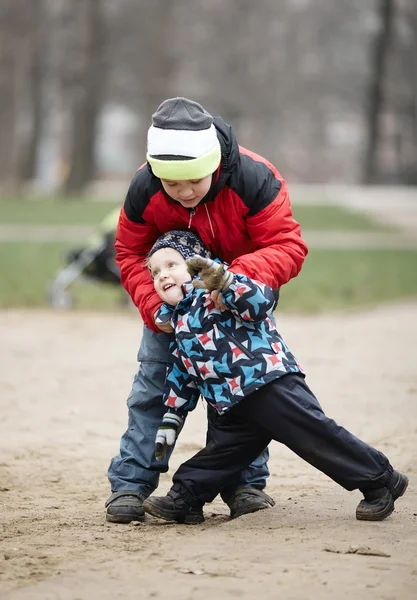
top-left (1, 304), bottom-right (416, 600)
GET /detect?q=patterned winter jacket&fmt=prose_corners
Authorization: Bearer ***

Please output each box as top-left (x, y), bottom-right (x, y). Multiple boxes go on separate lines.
top-left (156, 274), bottom-right (304, 416)
top-left (115, 117), bottom-right (308, 331)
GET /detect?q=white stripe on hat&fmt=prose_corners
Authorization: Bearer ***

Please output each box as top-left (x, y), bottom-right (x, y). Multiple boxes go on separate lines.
top-left (147, 123), bottom-right (219, 158)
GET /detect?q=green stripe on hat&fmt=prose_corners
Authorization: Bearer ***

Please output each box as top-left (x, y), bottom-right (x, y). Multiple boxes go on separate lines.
top-left (147, 144), bottom-right (221, 180)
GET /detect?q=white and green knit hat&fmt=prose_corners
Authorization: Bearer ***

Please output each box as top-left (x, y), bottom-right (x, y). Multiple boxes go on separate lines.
top-left (146, 97), bottom-right (221, 180)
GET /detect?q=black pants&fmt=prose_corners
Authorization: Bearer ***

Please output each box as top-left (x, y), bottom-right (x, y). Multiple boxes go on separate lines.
top-left (172, 374), bottom-right (392, 505)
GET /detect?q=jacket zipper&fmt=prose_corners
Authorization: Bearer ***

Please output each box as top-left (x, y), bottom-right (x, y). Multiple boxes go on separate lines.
top-left (204, 204), bottom-right (215, 239)
top-left (188, 205), bottom-right (215, 239)
top-left (212, 320), bottom-right (255, 359)
top-left (188, 209), bottom-right (195, 229)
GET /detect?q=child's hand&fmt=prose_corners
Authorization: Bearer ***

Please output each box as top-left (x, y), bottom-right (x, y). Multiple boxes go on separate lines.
top-left (186, 255), bottom-right (233, 291)
top-left (154, 412), bottom-right (184, 461)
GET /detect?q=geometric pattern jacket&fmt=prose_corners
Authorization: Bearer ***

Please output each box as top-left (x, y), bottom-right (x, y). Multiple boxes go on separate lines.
top-left (156, 274), bottom-right (304, 416)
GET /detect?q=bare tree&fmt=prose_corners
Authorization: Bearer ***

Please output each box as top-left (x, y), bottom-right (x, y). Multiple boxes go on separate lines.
top-left (396, 0), bottom-right (417, 183)
top-left (410, 10), bottom-right (417, 183)
top-left (0, 0), bottom-right (47, 192)
top-left (3, 0), bottom-right (412, 190)
top-left (92, 0), bottom-right (397, 184)
top-left (17, 0), bottom-right (44, 182)
top-left (63, 0), bottom-right (107, 195)
top-left (0, 1), bottom-right (19, 190)
top-left (362, 0), bottom-right (395, 183)
top-left (109, 0), bottom-right (177, 154)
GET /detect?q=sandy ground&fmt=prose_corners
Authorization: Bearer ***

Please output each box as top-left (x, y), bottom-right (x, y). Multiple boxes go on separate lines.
top-left (0, 305), bottom-right (416, 600)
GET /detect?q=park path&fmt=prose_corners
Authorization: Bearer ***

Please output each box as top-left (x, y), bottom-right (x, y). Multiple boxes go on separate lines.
top-left (292, 184), bottom-right (417, 238)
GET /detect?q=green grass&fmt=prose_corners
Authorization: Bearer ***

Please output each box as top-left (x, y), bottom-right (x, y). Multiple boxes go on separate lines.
top-left (279, 249), bottom-right (417, 312)
top-left (0, 199), bottom-right (411, 311)
top-left (0, 242), bottom-right (127, 310)
top-left (291, 205), bottom-right (392, 231)
top-left (1, 242), bottom-right (416, 311)
top-left (0, 197), bottom-right (391, 231)
top-left (0, 198), bottom-right (122, 225)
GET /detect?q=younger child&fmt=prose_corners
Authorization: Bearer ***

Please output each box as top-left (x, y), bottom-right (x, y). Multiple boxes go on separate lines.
top-left (143, 230), bottom-right (408, 524)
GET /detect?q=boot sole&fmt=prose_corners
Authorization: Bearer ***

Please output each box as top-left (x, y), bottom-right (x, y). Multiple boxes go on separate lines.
top-left (231, 501), bottom-right (273, 519)
top-left (143, 500), bottom-right (204, 524)
top-left (106, 512), bottom-right (145, 524)
top-left (356, 475), bottom-right (409, 521)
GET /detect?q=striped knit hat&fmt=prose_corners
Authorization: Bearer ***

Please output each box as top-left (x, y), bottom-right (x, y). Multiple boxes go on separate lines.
top-left (146, 97), bottom-right (221, 181)
top-left (148, 230), bottom-right (212, 263)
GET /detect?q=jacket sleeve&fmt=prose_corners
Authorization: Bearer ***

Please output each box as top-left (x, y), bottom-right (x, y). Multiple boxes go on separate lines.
top-left (222, 274), bottom-right (276, 323)
top-left (228, 177), bottom-right (308, 290)
top-left (115, 172), bottom-right (163, 331)
top-left (163, 345), bottom-right (200, 414)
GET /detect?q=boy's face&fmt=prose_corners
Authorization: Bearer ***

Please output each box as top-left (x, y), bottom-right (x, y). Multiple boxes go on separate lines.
top-left (160, 175), bottom-right (212, 208)
top-left (149, 248), bottom-right (191, 306)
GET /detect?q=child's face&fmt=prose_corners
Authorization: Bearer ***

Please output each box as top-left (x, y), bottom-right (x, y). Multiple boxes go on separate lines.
top-left (149, 248), bottom-right (191, 305)
top-left (160, 175), bottom-right (212, 208)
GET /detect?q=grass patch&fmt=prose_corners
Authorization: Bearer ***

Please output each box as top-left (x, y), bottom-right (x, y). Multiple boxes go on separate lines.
top-left (279, 249), bottom-right (417, 312)
top-left (0, 197), bottom-right (122, 225)
top-left (0, 242), bottom-right (127, 310)
top-left (291, 205), bottom-right (392, 231)
top-left (1, 197), bottom-right (391, 231)
top-left (1, 243), bottom-right (416, 311)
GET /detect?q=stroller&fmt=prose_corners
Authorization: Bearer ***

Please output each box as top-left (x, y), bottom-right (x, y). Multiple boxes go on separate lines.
top-left (47, 208), bottom-right (125, 309)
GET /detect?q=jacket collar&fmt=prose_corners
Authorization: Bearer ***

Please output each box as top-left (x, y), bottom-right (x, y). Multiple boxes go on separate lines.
top-left (157, 281), bottom-right (195, 324)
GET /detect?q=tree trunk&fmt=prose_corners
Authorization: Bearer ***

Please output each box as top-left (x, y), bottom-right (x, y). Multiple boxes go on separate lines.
top-left (134, 0), bottom-right (176, 154)
top-left (18, 0), bottom-right (44, 182)
top-left (362, 0), bottom-right (395, 184)
top-left (63, 0), bottom-right (106, 195)
top-left (0, 2), bottom-right (19, 191)
top-left (406, 4), bottom-right (417, 183)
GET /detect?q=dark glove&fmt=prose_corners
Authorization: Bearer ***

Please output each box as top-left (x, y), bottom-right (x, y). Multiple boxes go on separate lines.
top-left (154, 412), bottom-right (184, 461)
top-left (186, 255), bottom-right (233, 291)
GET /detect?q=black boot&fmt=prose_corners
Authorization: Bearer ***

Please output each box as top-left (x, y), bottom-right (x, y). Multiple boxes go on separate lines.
top-left (143, 488), bottom-right (204, 524)
top-left (356, 470), bottom-right (408, 521)
top-left (105, 491), bottom-right (146, 523)
top-left (226, 488), bottom-right (275, 519)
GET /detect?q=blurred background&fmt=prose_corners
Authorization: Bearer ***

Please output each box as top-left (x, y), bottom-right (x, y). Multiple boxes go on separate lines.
top-left (0, 0), bottom-right (416, 313)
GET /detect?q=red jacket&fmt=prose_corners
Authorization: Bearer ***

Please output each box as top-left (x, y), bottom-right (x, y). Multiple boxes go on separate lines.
top-left (116, 117), bottom-right (308, 331)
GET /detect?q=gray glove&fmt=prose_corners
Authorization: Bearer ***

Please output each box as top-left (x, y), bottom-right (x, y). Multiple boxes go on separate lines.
top-left (186, 255), bottom-right (233, 291)
top-left (154, 412), bottom-right (184, 461)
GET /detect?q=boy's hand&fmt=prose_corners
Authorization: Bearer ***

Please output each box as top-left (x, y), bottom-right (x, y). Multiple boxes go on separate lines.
top-left (186, 255), bottom-right (233, 292)
top-left (154, 412), bottom-right (184, 461)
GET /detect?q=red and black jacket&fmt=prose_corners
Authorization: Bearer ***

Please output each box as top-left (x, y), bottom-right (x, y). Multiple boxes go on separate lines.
top-left (116, 117), bottom-right (308, 331)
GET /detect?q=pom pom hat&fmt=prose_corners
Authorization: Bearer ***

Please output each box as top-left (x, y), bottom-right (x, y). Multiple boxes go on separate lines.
top-left (146, 97), bottom-right (221, 180)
